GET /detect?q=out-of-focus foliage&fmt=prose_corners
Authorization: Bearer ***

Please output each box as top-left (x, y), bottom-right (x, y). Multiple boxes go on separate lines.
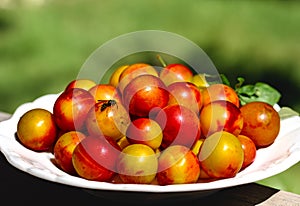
top-left (1, 0), bottom-right (300, 114)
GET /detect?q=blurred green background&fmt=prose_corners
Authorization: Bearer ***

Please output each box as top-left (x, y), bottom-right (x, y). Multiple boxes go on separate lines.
top-left (1, 0), bottom-right (300, 195)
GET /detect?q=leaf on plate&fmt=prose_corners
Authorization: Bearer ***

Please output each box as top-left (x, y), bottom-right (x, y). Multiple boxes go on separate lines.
top-left (278, 107), bottom-right (299, 120)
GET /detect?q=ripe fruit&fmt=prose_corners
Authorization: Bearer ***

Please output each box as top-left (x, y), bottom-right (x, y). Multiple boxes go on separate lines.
top-left (117, 136), bottom-right (130, 150)
top-left (159, 63), bottom-right (193, 86)
top-left (109, 65), bottom-right (129, 87)
top-left (85, 100), bottom-right (131, 141)
top-left (157, 145), bottom-right (200, 185)
top-left (201, 83), bottom-right (240, 107)
top-left (13, 55), bottom-right (283, 186)
top-left (17, 108), bottom-right (58, 152)
top-left (122, 74), bottom-right (169, 117)
top-left (199, 131), bottom-right (244, 178)
top-left (200, 100), bottom-right (243, 137)
top-left (191, 74), bottom-right (209, 89)
top-left (65, 79), bottom-right (97, 91)
top-left (240, 101), bottom-right (280, 148)
top-left (53, 131), bottom-right (86, 174)
top-left (88, 84), bottom-right (121, 103)
top-left (237, 134), bottom-right (257, 169)
top-left (167, 81), bottom-right (203, 114)
top-left (154, 104), bottom-right (201, 149)
top-left (191, 138), bottom-right (204, 156)
top-left (117, 63), bottom-right (158, 94)
top-left (126, 118), bottom-right (163, 150)
top-left (53, 88), bottom-right (95, 132)
top-left (72, 136), bottom-right (121, 182)
top-left (116, 144), bottom-right (158, 184)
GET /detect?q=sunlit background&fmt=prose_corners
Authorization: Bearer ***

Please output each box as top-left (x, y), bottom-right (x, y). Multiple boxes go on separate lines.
top-left (1, 0), bottom-right (300, 195)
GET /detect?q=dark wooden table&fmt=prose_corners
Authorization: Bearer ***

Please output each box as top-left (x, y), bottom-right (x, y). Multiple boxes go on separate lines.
top-left (0, 112), bottom-right (299, 206)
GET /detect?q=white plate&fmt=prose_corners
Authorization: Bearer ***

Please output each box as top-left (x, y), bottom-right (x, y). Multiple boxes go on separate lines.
top-left (0, 93), bottom-right (300, 197)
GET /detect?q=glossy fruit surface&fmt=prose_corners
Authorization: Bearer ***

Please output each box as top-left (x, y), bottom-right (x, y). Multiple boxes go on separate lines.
top-left (72, 136), bottom-right (121, 181)
top-left (200, 100), bottom-right (243, 137)
top-left (117, 136), bottom-right (130, 150)
top-left (237, 134), bottom-right (257, 169)
top-left (116, 144), bottom-right (158, 184)
top-left (53, 131), bottom-right (86, 174)
top-left (109, 65), bottom-right (129, 87)
top-left (85, 100), bottom-right (130, 141)
top-left (159, 63), bottom-right (193, 86)
top-left (126, 118), bottom-right (163, 150)
top-left (118, 63), bottom-right (158, 94)
top-left (167, 81), bottom-right (203, 115)
top-left (65, 79), bottom-right (97, 91)
top-left (154, 104), bottom-right (201, 149)
top-left (191, 138), bottom-right (204, 156)
top-left (122, 74), bottom-right (169, 117)
top-left (88, 84), bottom-right (121, 103)
top-left (240, 101), bottom-right (280, 147)
top-left (191, 74), bottom-right (209, 89)
top-left (202, 83), bottom-right (240, 107)
top-left (199, 131), bottom-right (244, 178)
top-left (53, 88), bottom-right (95, 132)
top-left (157, 145), bottom-right (200, 185)
top-left (17, 108), bottom-right (58, 151)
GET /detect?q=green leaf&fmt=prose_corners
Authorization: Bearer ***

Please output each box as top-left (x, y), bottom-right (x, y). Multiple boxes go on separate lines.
top-left (235, 78), bottom-right (281, 106)
top-left (220, 74), bottom-right (231, 87)
top-left (235, 77), bottom-right (245, 89)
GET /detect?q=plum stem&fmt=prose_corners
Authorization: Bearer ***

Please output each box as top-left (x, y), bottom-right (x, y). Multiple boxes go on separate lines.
top-left (156, 54), bottom-right (167, 67)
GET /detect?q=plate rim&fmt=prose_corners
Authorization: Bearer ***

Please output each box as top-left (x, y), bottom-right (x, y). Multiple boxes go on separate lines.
top-left (0, 93), bottom-right (300, 193)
